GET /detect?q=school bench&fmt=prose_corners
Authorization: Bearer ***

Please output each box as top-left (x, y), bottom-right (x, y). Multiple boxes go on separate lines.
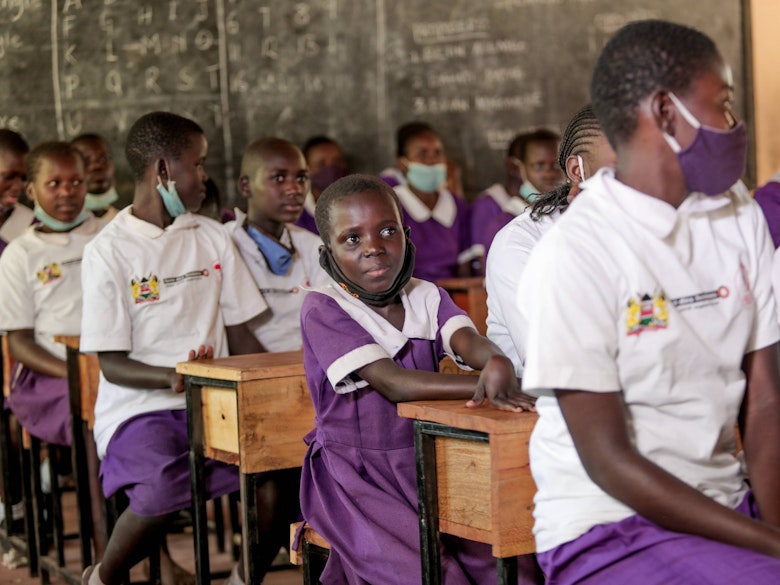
top-left (178, 350), bottom-right (314, 585)
top-left (397, 399), bottom-right (539, 585)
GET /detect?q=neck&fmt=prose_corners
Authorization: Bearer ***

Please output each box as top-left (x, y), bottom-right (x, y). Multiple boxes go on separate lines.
top-left (504, 178), bottom-right (521, 198)
top-left (615, 141), bottom-right (688, 209)
top-left (408, 184), bottom-right (438, 209)
top-left (246, 213), bottom-right (284, 241)
top-left (132, 185), bottom-right (174, 228)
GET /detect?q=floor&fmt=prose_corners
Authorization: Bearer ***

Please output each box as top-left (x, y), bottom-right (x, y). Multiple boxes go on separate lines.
top-left (0, 491), bottom-right (304, 585)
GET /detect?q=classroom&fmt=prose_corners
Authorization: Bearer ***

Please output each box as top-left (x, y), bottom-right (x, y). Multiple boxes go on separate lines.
top-left (2, 0), bottom-right (780, 584)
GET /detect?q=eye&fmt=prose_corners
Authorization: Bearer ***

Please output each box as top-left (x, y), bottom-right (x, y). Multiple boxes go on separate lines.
top-left (344, 233), bottom-right (359, 245)
top-left (380, 226), bottom-right (397, 238)
top-left (296, 173), bottom-right (309, 184)
top-left (72, 179), bottom-right (83, 187)
top-left (46, 180), bottom-right (58, 188)
top-left (271, 173), bottom-right (285, 184)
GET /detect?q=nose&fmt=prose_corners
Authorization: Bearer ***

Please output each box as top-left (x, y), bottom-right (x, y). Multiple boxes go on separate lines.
top-left (362, 233), bottom-right (384, 256)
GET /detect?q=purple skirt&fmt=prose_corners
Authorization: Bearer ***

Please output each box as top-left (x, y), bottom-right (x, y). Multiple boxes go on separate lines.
top-left (100, 409), bottom-right (239, 517)
top-left (538, 491), bottom-right (780, 584)
top-left (7, 363), bottom-right (71, 446)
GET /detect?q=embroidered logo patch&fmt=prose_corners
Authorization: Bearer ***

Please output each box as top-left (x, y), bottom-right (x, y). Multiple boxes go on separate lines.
top-left (625, 292), bottom-right (668, 336)
top-left (131, 275), bottom-right (160, 304)
top-left (37, 263), bottom-right (62, 284)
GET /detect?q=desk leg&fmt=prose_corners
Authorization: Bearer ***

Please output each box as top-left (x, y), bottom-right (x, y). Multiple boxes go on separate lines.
top-left (414, 422), bottom-right (442, 585)
top-left (186, 380), bottom-right (211, 585)
top-left (497, 556), bottom-right (518, 585)
top-left (240, 472), bottom-right (259, 585)
top-left (66, 346), bottom-right (93, 569)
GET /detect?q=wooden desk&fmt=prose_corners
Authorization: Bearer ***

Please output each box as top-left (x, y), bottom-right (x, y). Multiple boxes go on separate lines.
top-left (179, 351), bottom-right (313, 585)
top-left (436, 277), bottom-right (488, 336)
top-left (397, 400), bottom-right (537, 585)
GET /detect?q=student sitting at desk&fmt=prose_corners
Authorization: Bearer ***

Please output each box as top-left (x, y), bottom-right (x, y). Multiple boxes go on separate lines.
top-left (519, 20), bottom-right (780, 583)
top-left (298, 174), bottom-right (535, 584)
top-left (71, 133), bottom-right (122, 222)
top-left (79, 112), bottom-right (289, 585)
top-left (296, 135), bottom-right (350, 235)
top-left (225, 136), bottom-right (329, 351)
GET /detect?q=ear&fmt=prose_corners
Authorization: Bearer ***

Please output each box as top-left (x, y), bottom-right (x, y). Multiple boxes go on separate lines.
top-left (25, 181), bottom-right (36, 203)
top-left (397, 157), bottom-right (409, 174)
top-left (565, 155), bottom-right (583, 183)
top-left (650, 90), bottom-right (676, 137)
top-left (156, 158), bottom-right (170, 184)
top-left (237, 175), bottom-right (251, 199)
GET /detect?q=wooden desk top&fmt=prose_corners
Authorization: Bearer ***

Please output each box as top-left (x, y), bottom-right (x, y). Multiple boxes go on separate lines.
top-left (176, 350), bottom-right (304, 382)
top-left (434, 276), bottom-right (485, 290)
top-left (54, 335), bottom-right (80, 349)
top-left (397, 400), bottom-right (537, 435)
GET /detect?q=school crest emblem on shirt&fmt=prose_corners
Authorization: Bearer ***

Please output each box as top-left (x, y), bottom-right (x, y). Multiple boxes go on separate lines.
top-left (625, 292), bottom-right (668, 336)
top-left (131, 275), bottom-right (160, 304)
top-left (37, 263), bottom-right (62, 284)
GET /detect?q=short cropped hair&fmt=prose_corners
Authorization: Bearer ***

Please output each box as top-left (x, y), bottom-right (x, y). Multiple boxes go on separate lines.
top-left (396, 121), bottom-right (437, 158)
top-left (240, 137), bottom-right (301, 181)
top-left (0, 129), bottom-right (29, 155)
top-left (26, 141), bottom-right (83, 183)
top-left (507, 129), bottom-right (560, 161)
top-left (302, 135), bottom-right (338, 160)
top-left (315, 174), bottom-right (401, 244)
top-left (591, 19), bottom-right (720, 147)
top-left (125, 112), bottom-right (203, 180)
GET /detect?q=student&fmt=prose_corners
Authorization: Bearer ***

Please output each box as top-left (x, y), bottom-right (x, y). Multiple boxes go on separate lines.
top-left (225, 137), bottom-right (329, 351)
top-left (509, 129), bottom-right (563, 203)
top-left (0, 141), bottom-right (104, 447)
top-left (485, 104), bottom-right (616, 374)
top-left (518, 20), bottom-right (780, 583)
top-left (71, 133), bottom-right (121, 222)
top-left (296, 135), bottom-right (350, 235)
top-left (79, 112), bottom-right (291, 585)
top-left (298, 173), bottom-right (535, 584)
top-left (754, 170), bottom-right (780, 248)
top-left (381, 121), bottom-right (477, 281)
top-left (0, 129), bottom-right (34, 256)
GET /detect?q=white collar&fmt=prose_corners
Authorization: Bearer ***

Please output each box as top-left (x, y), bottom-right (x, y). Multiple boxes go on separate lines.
top-left (394, 184), bottom-right (457, 228)
top-left (0, 203), bottom-right (34, 243)
top-left (484, 183), bottom-right (529, 216)
top-left (316, 278), bottom-right (441, 358)
top-left (31, 213), bottom-right (103, 245)
top-left (228, 207), bottom-right (294, 248)
top-left (589, 167), bottom-right (734, 239)
top-left (121, 206), bottom-right (199, 239)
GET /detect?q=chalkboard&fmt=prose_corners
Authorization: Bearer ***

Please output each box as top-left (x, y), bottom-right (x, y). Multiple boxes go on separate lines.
top-left (0, 0), bottom-right (749, 206)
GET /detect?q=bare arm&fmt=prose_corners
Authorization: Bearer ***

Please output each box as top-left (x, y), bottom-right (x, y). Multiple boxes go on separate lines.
top-left (7, 329), bottom-right (67, 379)
top-left (557, 389), bottom-right (780, 558)
top-left (99, 351), bottom-right (181, 391)
top-left (226, 323), bottom-right (265, 355)
top-left (740, 344), bottom-right (780, 526)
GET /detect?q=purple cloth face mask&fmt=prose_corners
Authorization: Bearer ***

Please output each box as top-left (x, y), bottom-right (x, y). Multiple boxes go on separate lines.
top-left (310, 164), bottom-right (350, 194)
top-left (662, 92), bottom-right (747, 196)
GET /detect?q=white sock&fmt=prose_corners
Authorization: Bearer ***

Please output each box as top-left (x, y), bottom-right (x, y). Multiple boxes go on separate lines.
top-left (88, 563), bottom-right (105, 585)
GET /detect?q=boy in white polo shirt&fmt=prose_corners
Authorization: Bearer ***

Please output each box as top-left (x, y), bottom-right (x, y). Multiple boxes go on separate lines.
top-left (80, 112), bottom-right (295, 585)
top-left (518, 20), bottom-right (780, 583)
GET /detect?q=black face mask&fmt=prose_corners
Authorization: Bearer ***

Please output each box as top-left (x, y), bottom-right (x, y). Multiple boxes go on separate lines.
top-left (318, 228), bottom-right (416, 307)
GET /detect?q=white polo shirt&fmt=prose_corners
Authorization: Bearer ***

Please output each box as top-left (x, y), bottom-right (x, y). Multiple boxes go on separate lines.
top-left (224, 208), bottom-right (329, 352)
top-left (0, 203), bottom-right (34, 245)
top-left (519, 168), bottom-right (779, 552)
top-left (81, 207), bottom-right (267, 457)
top-left (485, 207), bottom-right (561, 376)
top-left (0, 215), bottom-right (104, 360)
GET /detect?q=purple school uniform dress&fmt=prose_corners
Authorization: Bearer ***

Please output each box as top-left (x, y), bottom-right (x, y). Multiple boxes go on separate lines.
top-left (299, 281), bottom-right (517, 585)
top-left (7, 365), bottom-right (71, 446)
top-left (754, 177), bottom-right (780, 248)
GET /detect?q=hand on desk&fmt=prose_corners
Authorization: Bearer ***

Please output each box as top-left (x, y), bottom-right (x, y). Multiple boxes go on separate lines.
top-left (172, 345), bottom-right (214, 393)
top-left (466, 355), bottom-right (535, 413)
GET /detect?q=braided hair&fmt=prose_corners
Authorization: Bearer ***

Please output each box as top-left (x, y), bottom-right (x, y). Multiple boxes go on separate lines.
top-left (530, 104), bottom-right (602, 220)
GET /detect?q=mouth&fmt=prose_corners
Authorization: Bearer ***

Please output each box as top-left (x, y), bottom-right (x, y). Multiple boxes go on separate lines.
top-left (364, 264), bottom-right (392, 278)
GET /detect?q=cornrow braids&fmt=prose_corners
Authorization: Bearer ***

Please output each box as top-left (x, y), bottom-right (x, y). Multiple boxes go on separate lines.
top-left (557, 105), bottom-right (602, 176)
top-left (530, 183), bottom-right (572, 220)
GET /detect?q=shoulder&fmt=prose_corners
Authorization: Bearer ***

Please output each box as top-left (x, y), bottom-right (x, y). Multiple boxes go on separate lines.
top-left (288, 223), bottom-right (323, 250)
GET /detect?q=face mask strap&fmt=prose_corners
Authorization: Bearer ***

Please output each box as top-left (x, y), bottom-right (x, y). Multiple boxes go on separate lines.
top-left (576, 155), bottom-right (586, 182)
top-left (667, 92), bottom-right (702, 130)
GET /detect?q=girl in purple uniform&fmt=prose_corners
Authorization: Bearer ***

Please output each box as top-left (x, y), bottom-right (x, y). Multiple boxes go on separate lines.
top-left (298, 174), bottom-right (537, 584)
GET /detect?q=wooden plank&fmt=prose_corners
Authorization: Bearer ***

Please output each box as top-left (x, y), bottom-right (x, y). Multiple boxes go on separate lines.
top-left (289, 522), bottom-right (331, 565)
top-left (436, 437), bottom-right (491, 532)
top-left (436, 277), bottom-right (488, 336)
top-left (1, 335), bottom-right (13, 398)
top-left (398, 400), bottom-right (537, 435)
top-left (202, 386), bottom-right (240, 455)
top-left (238, 375), bottom-right (314, 474)
top-left (438, 356), bottom-right (479, 377)
top-left (177, 350), bottom-right (305, 382)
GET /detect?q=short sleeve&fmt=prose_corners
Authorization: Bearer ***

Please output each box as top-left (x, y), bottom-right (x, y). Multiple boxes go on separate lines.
top-left (80, 240), bottom-right (132, 353)
top-left (0, 242), bottom-right (34, 331)
top-left (301, 293), bottom-right (390, 393)
top-left (435, 287), bottom-right (476, 363)
top-left (519, 231), bottom-right (620, 396)
top-left (214, 230), bottom-right (268, 326)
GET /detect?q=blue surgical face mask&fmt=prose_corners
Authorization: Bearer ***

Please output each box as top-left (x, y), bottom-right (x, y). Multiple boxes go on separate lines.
top-left (84, 186), bottom-right (119, 211)
top-left (662, 91), bottom-right (747, 196)
top-left (405, 161), bottom-right (447, 193)
top-left (246, 225), bottom-right (294, 276)
top-left (156, 178), bottom-right (187, 218)
top-left (34, 204), bottom-right (89, 232)
top-left (519, 181), bottom-right (539, 203)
